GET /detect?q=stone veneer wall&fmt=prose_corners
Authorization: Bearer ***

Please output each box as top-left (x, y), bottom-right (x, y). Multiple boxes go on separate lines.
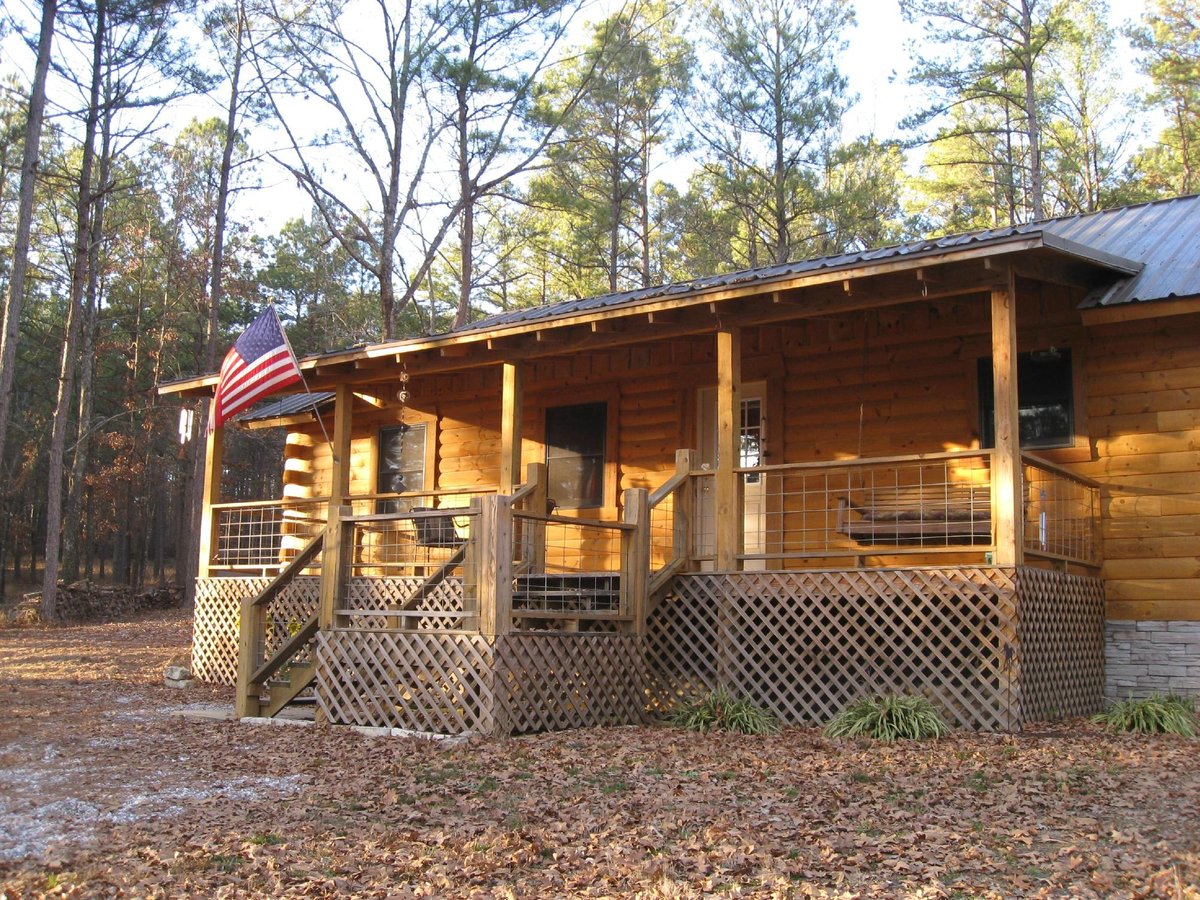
top-left (1105, 621), bottom-right (1200, 699)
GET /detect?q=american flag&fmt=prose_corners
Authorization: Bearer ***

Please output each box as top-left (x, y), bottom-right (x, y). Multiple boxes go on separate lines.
top-left (211, 306), bottom-right (303, 429)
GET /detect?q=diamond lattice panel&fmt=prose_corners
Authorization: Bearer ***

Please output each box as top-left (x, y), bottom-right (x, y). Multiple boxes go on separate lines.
top-left (646, 569), bottom-right (1020, 731)
top-left (315, 629), bottom-right (496, 734)
top-left (495, 634), bottom-right (647, 734)
top-left (1015, 567), bottom-right (1105, 722)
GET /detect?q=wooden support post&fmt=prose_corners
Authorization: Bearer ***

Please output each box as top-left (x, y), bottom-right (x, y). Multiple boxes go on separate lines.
top-left (477, 494), bottom-right (513, 638)
top-left (318, 384), bottom-right (354, 630)
top-left (673, 449), bottom-right (694, 571)
top-left (715, 326), bottom-right (743, 571)
top-left (462, 497), bottom-right (482, 630)
top-left (235, 597), bottom-right (265, 718)
top-left (526, 462), bottom-right (547, 572)
top-left (621, 488), bottom-right (650, 635)
top-left (500, 361), bottom-right (523, 494)
top-left (990, 274), bottom-right (1024, 567)
top-left (196, 422), bottom-right (223, 578)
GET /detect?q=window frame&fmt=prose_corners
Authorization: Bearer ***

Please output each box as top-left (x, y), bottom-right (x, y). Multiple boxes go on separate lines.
top-left (976, 348), bottom-right (1076, 451)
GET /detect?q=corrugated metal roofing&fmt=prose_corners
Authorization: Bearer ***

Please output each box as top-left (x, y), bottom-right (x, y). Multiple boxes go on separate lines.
top-left (234, 391), bottom-right (334, 423)
top-left (454, 193), bottom-right (1200, 333)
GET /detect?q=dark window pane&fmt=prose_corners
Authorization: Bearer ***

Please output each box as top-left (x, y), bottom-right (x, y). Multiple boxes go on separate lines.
top-left (978, 349), bottom-right (1073, 449)
top-left (545, 403), bottom-right (606, 509)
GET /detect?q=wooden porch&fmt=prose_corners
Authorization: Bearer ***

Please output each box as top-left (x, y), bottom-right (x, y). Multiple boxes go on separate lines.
top-left (192, 445), bottom-right (1105, 734)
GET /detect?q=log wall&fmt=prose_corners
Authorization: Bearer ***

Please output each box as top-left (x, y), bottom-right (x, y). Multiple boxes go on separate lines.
top-left (1083, 311), bottom-right (1200, 622)
top-left (277, 286), bottom-right (1200, 622)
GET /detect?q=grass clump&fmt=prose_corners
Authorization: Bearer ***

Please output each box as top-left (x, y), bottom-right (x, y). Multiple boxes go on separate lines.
top-left (669, 688), bottom-right (780, 735)
top-left (1092, 694), bottom-right (1197, 736)
top-left (824, 693), bottom-right (950, 742)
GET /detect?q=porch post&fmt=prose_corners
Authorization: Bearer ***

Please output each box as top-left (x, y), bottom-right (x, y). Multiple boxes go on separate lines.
top-left (196, 420), bottom-right (223, 579)
top-left (990, 273), bottom-right (1024, 566)
top-left (673, 448), bottom-right (694, 571)
top-left (500, 361), bottom-right (523, 494)
top-left (477, 494), bottom-right (513, 637)
top-left (715, 325), bottom-right (743, 571)
top-left (621, 487), bottom-right (650, 635)
top-left (318, 383), bottom-right (353, 631)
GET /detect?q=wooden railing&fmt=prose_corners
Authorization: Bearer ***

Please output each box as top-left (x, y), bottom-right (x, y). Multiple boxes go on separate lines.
top-left (235, 532), bottom-right (324, 718)
top-left (647, 449), bottom-right (694, 601)
top-left (210, 497), bottom-right (328, 574)
top-left (1021, 453), bottom-right (1101, 567)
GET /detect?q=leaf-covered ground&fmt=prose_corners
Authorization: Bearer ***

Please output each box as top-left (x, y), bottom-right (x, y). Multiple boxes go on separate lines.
top-left (0, 613), bottom-right (1197, 898)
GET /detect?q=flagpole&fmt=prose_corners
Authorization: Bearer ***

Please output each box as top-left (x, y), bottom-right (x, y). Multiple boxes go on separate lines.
top-left (270, 301), bottom-right (334, 449)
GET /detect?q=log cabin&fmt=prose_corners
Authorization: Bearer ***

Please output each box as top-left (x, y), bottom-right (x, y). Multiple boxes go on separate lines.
top-left (160, 193), bottom-right (1200, 734)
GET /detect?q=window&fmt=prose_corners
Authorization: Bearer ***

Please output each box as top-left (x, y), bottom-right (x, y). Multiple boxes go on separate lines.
top-left (377, 423), bottom-right (427, 512)
top-left (977, 349), bottom-right (1073, 449)
top-left (545, 402), bottom-right (606, 509)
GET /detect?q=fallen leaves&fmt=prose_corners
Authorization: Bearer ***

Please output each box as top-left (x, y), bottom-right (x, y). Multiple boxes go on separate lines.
top-left (0, 612), bottom-right (1198, 897)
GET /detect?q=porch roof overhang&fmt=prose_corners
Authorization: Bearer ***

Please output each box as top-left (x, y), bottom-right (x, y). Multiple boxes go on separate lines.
top-left (158, 228), bottom-right (1140, 400)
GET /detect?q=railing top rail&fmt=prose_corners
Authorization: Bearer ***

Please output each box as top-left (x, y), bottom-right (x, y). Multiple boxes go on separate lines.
top-left (212, 497), bottom-right (332, 511)
top-left (212, 487), bottom-right (499, 511)
top-left (513, 510), bottom-right (636, 532)
top-left (1021, 452), bottom-right (1101, 489)
top-left (648, 471), bottom-right (689, 507)
top-left (345, 487), bottom-right (498, 502)
top-left (731, 449), bottom-right (994, 475)
top-left (345, 507), bottom-right (480, 524)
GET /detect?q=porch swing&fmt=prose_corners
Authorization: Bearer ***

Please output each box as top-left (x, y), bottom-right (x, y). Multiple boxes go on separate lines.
top-left (833, 310), bottom-right (992, 546)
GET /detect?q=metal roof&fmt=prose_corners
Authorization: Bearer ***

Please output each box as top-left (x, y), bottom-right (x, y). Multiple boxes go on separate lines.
top-left (234, 391), bottom-right (334, 424)
top-left (454, 193), bottom-right (1200, 333)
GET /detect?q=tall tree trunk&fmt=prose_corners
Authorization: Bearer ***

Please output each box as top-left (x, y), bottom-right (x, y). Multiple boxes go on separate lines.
top-left (1020, 0), bottom-right (1045, 221)
top-left (41, 0), bottom-right (105, 620)
top-left (0, 0), bottom-right (57, 479)
top-left (182, 2), bottom-right (246, 609)
top-left (62, 125), bottom-right (111, 581)
top-left (455, 81), bottom-right (473, 328)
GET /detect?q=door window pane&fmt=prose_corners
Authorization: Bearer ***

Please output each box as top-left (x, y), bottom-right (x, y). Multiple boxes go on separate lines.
top-left (545, 402), bottom-right (606, 509)
top-left (377, 423), bottom-right (426, 513)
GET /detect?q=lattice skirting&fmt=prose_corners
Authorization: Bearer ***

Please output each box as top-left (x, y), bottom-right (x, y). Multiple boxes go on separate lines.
top-left (1016, 568), bottom-right (1105, 720)
top-left (192, 577), bottom-right (320, 685)
top-left (496, 633), bottom-right (646, 734)
top-left (646, 568), bottom-right (1104, 731)
top-left (315, 630), bottom-right (645, 735)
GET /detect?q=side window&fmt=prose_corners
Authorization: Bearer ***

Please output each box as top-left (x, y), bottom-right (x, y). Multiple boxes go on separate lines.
top-left (977, 349), bottom-right (1074, 449)
top-left (545, 402), bottom-right (606, 510)
top-left (377, 423), bottom-right (427, 512)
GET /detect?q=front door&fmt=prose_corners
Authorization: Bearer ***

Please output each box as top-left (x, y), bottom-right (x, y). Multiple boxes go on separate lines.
top-left (696, 383), bottom-right (766, 571)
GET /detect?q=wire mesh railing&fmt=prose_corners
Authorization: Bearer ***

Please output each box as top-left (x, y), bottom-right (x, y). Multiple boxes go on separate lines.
top-left (1022, 454), bottom-right (1101, 566)
top-left (212, 498), bottom-right (329, 573)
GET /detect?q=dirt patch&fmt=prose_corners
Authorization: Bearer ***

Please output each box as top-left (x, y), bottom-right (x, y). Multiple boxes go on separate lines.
top-left (0, 613), bottom-right (1197, 897)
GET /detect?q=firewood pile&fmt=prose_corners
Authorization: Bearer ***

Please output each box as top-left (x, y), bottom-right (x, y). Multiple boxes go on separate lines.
top-left (11, 582), bottom-right (183, 625)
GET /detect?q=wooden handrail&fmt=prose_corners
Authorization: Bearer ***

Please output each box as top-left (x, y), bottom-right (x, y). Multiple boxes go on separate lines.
top-left (512, 510), bottom-right (636, 531)
top-left (648, 469), bottom-right (689, 506)
top-left (211, 497), bottom-right (331, 511)
top-left (248, 612), bottom-right (319, 687)
top-left (1021, 452), bottom-right (1101, 489)
top-left (731, 448), bottom-right (994, 475)
top-left (248, 532), bottom-right (324, 609)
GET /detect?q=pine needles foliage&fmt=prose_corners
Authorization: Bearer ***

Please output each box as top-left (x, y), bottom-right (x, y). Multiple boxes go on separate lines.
top-left (1092, 694), bottom-right (1197, 736)
top-left (824, 693), bottom-right (950, 742)
top-left (669, 689), bottom-right (781, 735)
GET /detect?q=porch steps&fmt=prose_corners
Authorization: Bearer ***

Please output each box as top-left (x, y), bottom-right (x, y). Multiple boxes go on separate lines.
top-left (264, 658), bottom-right (318, 718)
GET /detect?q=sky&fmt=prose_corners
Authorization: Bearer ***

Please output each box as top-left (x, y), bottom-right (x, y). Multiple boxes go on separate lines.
top-left (0, 0), bottom-right (1161, 235)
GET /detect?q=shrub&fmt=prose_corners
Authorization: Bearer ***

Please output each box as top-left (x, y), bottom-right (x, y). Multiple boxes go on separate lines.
top-left (1092, 694), bottom-right (1197, 736)
top-left (669, 689), bottom-right (780, 735)
top-left (824, 693), bottom-right (950, 742)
